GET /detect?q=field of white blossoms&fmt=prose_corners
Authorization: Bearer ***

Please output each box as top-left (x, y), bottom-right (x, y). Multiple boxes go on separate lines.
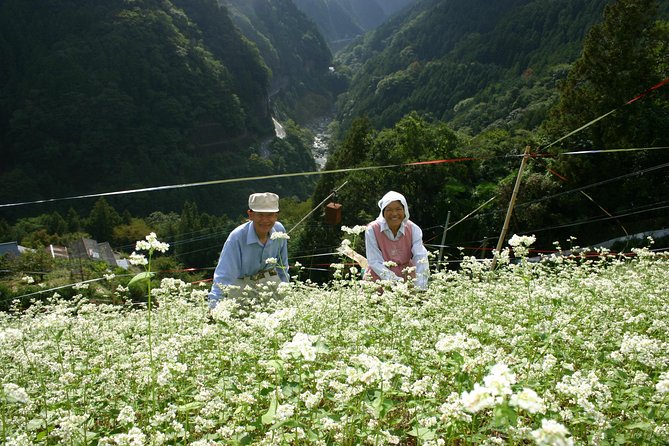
top-left (1, 233), bottom-right (668, 446)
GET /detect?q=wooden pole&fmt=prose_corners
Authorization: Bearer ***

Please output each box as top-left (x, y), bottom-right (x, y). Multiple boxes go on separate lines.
top-left (437, 211), bottom-right (451, 270)
top-left (491, 145), bottom-right (531, 270)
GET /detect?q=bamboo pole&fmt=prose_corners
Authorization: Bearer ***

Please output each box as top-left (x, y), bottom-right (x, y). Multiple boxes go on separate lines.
top-left (437, 211), bottom-right (451, 270)
top-left (491, 145), bottom-right (531, 270)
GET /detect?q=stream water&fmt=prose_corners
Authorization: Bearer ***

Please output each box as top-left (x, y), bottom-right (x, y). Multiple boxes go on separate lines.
top-left (271, 114), bottom-right (332, 170)
top-left (308, 116), bottom-right (332, 170)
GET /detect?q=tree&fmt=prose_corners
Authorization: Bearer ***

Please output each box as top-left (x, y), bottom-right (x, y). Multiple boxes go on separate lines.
top-left (175, 201), bottom-right (204, 267)
top-left (547, 0), bottom-right (667, 149)
top-left (542, 0), bottom-right (669, 240)
top-left (113, 218), bottom-right (154, 249)
top-left (86, 198), bottom-right (121, 243)
top-left (45, 212), bottom-right (68, 235)
top-left (66, 208), bottom-right (82, 233)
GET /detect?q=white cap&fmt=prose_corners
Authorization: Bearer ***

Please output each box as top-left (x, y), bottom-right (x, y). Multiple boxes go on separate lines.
top-left (249, 192), bottom-right (280, 212)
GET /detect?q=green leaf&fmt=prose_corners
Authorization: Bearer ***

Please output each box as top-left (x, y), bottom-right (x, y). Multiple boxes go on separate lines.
top-left (281, 382), bottom-right (299, 398)
top-left (128, 271), bottom-right (155, 286)
top-left (27, 418), bottom-right (45, 431)
top-left (408, 426), bottom-right (436, 440)
top-left (625, 421), bottom-right (652, 430)
top-left (35, 430), bottom-right (49, 442)
top-left (177, 401), bottom-right (204, 413)
top-left (265, 359), bottom-right (285, 375)
top-left (493, 405), bottom-right (518, 427)
top-left (54, 328), bottom-right (65, 342)
top-left (261, 394), bottom-right (277, 425)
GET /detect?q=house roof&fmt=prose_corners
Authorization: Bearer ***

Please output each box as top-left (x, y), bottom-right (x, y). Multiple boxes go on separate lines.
top-left (0, 242), bottom-right (21, 257)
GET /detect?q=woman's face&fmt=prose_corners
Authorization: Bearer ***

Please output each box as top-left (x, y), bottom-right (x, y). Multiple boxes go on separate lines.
top-left (383, 200), bottom-right (405, 228)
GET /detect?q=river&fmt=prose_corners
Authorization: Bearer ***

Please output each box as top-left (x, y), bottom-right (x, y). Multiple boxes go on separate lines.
top-left (307, 115), bottom-right (332, 170)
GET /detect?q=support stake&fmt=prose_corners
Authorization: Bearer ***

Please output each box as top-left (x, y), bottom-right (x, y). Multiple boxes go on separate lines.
top-left (491, 145), bottom-right (531, 270)
top-left (437, 211), bottom-right (451, 270)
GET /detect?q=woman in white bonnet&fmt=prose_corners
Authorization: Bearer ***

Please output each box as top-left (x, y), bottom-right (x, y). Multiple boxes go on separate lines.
top-left (364, 190), bottom-right (429, 289)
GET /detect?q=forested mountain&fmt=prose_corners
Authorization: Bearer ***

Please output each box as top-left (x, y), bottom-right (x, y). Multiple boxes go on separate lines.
top-left (292, 0), bottom-right (416, 52)
top-left (296, 0), bottom-right (669, 268)
top-left (334, 0), bottom-right (668, 135)
top-left (0, 0), bottom-right (334, 218)
top-left (222, 0), bottom-right (345, 122)
top-left (1, 0), bottom-right (667, 271)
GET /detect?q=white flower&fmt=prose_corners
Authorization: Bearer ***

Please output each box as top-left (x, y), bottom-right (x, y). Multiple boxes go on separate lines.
top-left (135, 240), bottom-right (151, 251)
top-left (110, 426), bottom-right (146, 446)
top-left (435, 332), bottom-right (481, 352)
top-left (21, 275), bottom-right (35, 284)
top-left (72, 282), bottom-right (89, 290)
top-left (128, 252), bottom-right (148, 266)
top-left (265, 257), bottom-right (278, 266)
top-left (508, 234), bottom-right (536, 257)
top-left (656, 373), bottom-right (669, 394)
top-left (276, 403), bottom-right (295, 422)
top-left (460, 383), bottom-right (495, 413)
top-left (279, 332), bottom-right (319, 362)
top-left (2, 383), bottom-right (29, 404)
top-left (383, 260), bottom-right (398, 268)
top-left (341, 225), bottom-right (367, 235)
top-left (300, 391), bottom-right (322, 409)
top-left (510, 388), bottom-right (546, 414)
top-left (117, 405), bottom-right (136, 424)
top-left (270, 231), bottom-right (290, 240)
top-left (509, 234), bottom-right (536, 247)
top-left (136, 232), bottom-right (170, 253)
top-left (530, 419), bottom-right (574, 446)
top-left (483, 363), bottom-right (516, 397)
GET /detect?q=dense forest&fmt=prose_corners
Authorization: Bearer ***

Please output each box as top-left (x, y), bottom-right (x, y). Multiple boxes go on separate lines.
top-left (0, 0), bottom-right (336, 218)
top-left (1, 0), bottom-right (668, 290)
top-left (222, 0), bottom-right (346, 122)
top-left (296, 0), bottom-right (669, 272)
top-left (335, 0), bottom-right (616, 134)
top-left (292, 0), bottom-right (416, 51)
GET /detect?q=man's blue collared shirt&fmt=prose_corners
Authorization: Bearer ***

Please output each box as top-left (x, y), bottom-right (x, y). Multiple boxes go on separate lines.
top-left (208, 221), bottom-right (289, 305)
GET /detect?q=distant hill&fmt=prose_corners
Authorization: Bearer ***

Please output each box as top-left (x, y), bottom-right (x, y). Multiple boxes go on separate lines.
top-left (292, 0), bottom-right (416, 52)
top-left (222, 0), bottom-right (341, 122)
top-left (0, 0), bottom-right (333, 217)
top-left (334, 0), bottom-right (666, 135)
top-left (299, 0), bottom-right (669, 262)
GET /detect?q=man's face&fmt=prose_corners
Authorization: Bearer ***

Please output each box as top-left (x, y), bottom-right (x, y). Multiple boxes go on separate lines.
top-left (248, 210), bottom-right (279, 236)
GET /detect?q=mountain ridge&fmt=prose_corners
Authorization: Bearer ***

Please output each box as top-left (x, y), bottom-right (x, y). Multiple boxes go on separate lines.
top-left (0, 0), bottom-right (332, 217)
top-left (334, 0), bottom-right (631, 135)
top-left (292, 0), bottom-right (416, 52)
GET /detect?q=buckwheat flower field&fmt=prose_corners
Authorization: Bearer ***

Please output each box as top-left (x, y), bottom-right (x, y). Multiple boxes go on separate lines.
top-left (1, 237), bottom-right (668, 445)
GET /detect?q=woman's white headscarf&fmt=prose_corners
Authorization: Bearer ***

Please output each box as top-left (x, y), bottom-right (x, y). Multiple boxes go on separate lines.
top-left (377, 190), bottom-right (410, 223)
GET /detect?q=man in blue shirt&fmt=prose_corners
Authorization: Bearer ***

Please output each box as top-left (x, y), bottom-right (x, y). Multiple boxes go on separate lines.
top-left (208, 192), bottom-right (289, 308)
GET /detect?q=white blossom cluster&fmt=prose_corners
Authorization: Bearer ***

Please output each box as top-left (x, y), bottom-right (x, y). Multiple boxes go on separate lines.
top-left (128, 232), bottom-right (169, 266)
top-left (0, 235), bottom-right (667, 444)
top-left (270, 231), bottom-right (290, 240)
top-left (508, 233), bottom-right (537, 257)
top-left (618, 332), bottom-right (668, 368)
top-left (278, 332), bottom-right (319, 362)
top-left (341, 225), bottom-right (367, 235)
